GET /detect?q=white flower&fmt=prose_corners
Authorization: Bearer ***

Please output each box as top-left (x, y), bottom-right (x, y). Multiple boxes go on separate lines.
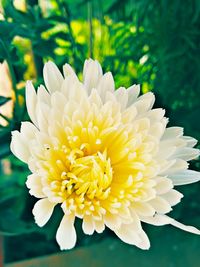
top-left (11, 59), bottom-right (200, 250)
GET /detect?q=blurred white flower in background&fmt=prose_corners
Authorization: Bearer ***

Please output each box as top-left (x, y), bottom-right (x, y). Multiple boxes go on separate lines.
top-left (11, 59), bottom-right (200, 250)
top-left (0, 62), bottom-right (13, 126)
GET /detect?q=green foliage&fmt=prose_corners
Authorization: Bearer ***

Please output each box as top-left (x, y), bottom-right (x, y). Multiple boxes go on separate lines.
top-left (0, 96), bottom-right (11, 106)
top-left (0, 0), bottom-right (199, 263)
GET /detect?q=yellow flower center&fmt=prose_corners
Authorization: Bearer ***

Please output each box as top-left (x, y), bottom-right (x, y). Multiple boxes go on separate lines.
top-left (61, 150), bottom-right (112, 200)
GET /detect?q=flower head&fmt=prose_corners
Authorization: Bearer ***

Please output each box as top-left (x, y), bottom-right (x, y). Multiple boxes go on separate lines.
top-left (11, 59), bottom-right (200, 250)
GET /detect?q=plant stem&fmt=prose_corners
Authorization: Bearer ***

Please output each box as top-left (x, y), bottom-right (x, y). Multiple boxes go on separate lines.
top-left (0, 113), bottom-right (10, 123)
top-left (60, 2), bottom-right (78, 64)
top-left (27, 0), bottom-right (43, 78)
top-left (88, 1), bottom-right (93, 58)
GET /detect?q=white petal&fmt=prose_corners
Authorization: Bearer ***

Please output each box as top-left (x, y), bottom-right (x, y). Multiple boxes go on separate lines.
top-left (82, 216), bottom-right (95, 235)
top-left (132, 202), bottom-right (155, 217)
top-left (114, 224), bottom-right (141, 245)
top-left (146, 108), bottom-right (165, 123)
top-left (162, 127), bottom-right (183, 140)
top-left (182, 136), bottom-right (198, 147)
top-left (37, 85), bottom-right (50, 105)
top-left (149, 122), bottom-right (166, 139)
top-left (127, 84), bottom-right (140, 107)
top-left (20, 121), bottom-right (38, 141)
top-left (121, 105), bottom-right (137, 123)
top-left (36, 102), bottom-right (50, 131)
top-left (104, 213), bottom-right (121, 229)
top-left (26, 174), bottom-right (45, 198)
top-left (134, 92), bottom-right (155, 116)
top-left (170, 218), bottom-right (200, 235)
top-left (142, 214), bottom-right (200, 235)
top-left (114, 224), bottom-right (150, 250)
top-left (149, 196), bottom-right (172, 214)
top-left (10, 131), bottom-right (30, 163)
top-left (162, 159), bottom-right (188, 175)
top-left (51, 91), bottom-right (67, 111)
top-left (115, 87), bottom-right (128, 110)
top-left (32, 198), bottom-right (55, 227)
top-left (97, 72), bottom-right (115, 101)
top-left (154, 177), bottom-right (173, 195)
top-left (61, 75), bottom-right (84, 101)
top-left (136, 230), bottom-right (150, 250)
top-left (94, 220), bottom-right (105, 233)
top-left (168, 170), bottom-right (200, 185)
top-left (43, 61), bottom-right (63, 93)
top-left (129, 208), bottom-right (143, 232)
top-left (141, 214), bottom-right (173, 226)
top-left (156, 145), bottom-right (176, 160)
top-left (171, 147), bottom-right (200, 161)
top-left (89, 89), bottom-right (103, 108)
top-left (56, 214), bottom-right (76, 250)
top-left (83, 59), bottom-right (103, 92)
top-left (25, 81), bottom-right (38, 125)
top-left (158, 159), bottom-right (176, 175)
top-left (63, 63), bottom-right (76, 77)
top-left (162, 189), bottom-right (183, 206)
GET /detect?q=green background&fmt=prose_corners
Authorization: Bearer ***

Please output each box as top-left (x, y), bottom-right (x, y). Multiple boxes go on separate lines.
top-left (0, 0), bottom-right (199, 265)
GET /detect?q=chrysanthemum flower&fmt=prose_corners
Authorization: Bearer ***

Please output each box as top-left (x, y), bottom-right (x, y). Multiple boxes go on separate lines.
top-left (11, 59), bottom-right (200, 250)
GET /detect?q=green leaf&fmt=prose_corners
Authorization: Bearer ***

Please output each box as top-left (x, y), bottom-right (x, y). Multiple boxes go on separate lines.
top-left (0, 96), bottom-right (11, 106)
top-left (0, 126), bottom-right (11, 159)
top-left (0, 21), bottom-right (16, 42)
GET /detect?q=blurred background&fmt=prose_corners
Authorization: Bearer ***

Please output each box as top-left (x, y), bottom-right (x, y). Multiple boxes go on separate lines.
top-left (0, 0), bottom-right (199, 266)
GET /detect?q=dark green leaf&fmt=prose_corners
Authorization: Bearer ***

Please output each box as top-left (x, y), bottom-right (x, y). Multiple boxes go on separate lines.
top-left (0, 96), bottom-right (11, 106)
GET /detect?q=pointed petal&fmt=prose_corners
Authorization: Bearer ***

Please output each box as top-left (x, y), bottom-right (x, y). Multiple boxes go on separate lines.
top-left (56, 214), bottom-right (76, 250)
top-left (170, 218), bottom-right (200, 235)
top-left (97, 72), bottom-right (115, 101)
top-left (43, 61), bottom-right (63, 93)
top-left (162, 189), bottom-right (183, 206)
top-left (142, 214), bottom-right (200, 235)
top-left (141, 214), bottom-right (173, 226)
top-left (61, 75), bottom-right (84, 101)
top-left (89, 89), bottom-right (103, 108)
top-left (136, 230), bottom-right (150, 250)
top-left (63, 63), bottom-right (76, 77)
top-left (162, 127), bottom-right (183, 140)
top-left (37, 85), bottom-right (50, 105)
top-left (146, 108), bottom-right (165, 123)
top-left (134, 92), bottom-right (155, 116)
top-left (83, 59), bottom-right (103, 92)
top-left (132, 202), bottom-right (155, 217)
top-left (32, 198), bottom-right (55, 227)
top-left (36, 102), bottom-right (50, 132)
top-left (149, 196), bottom-right (172, 214)
top-left (25, 81), bottom-right (38, 125)
top-left (115, 87), bottom-right (128, 110)
top-left (162, 159), bottom-right (188, 175)
top-left (114, 224), bottom-right (141, 245)
top-left (154, 177), bottom-right (173, 195)
top-left (182, 136), bottom-right (198, 147)
top-left (168, 170), bottom-right (200, 185)
top-left (114, 223), bottom-right (150, 250)
top-left (127, 84), bottom-right (140, 107)
top-left (10, 131), bottom-right (30, 163)
top-left (171, 147), bottom-right (200, 161)
top-left (20, 121), bottom-right (38, 140)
